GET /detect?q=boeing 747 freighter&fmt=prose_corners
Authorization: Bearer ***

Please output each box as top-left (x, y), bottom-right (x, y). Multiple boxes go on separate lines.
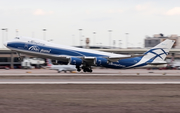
top-left (4, 37), bottom-right (175, 72)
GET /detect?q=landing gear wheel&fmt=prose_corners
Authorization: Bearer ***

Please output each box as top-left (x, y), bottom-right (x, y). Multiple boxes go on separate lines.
top-left (82, 67), bottom-right (92, 73)
top-left (77, 68), bottom-right (81, 72)
top-left (89, 69), bottom-right (92, 73)
top-left (83, 69), bottom-right (87, 72)
top-left (76, 66), bottom-right (81, 72)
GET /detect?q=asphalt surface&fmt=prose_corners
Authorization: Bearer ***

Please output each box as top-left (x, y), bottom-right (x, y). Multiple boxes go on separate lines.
top-left (0, 68), bottom-right (180, 84)
top-left (1, 69), bottom-right (180, 113)
top-left (1, 68), bottom-right (180, 75)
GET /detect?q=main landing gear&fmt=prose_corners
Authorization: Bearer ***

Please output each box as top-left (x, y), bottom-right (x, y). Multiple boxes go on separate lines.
top-left (82, 66), bottom-right (92, 73)
top-left (76, 66), bottom-right (81, 72)
top-left (76, 65), bottom-right (93, 73)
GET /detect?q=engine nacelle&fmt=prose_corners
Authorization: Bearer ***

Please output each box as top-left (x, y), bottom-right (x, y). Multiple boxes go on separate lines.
top-left (95, 57), bottom-right (108, 66)
top-left (69, 57), bottom-right (83, 66)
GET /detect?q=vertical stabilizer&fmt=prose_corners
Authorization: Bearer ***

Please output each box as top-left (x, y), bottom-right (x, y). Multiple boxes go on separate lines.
top-left (46, 59), bottom-right (53, 66)
top-left (144, 39), bottom-right (175, 61)
top-left (128, 39), bottom-right (175, 68)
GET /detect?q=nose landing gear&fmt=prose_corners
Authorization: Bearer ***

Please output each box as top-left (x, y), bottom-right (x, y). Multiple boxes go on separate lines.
top-left (16, 52), bottom-right (23, 61)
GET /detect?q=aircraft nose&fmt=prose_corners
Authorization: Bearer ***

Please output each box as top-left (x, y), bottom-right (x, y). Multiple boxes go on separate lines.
top-left (3, 41), bottom-right (7, 47)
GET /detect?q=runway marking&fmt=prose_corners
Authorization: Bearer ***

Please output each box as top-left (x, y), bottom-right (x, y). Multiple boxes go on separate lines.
top-left (0, 82), bottom-right (180, 84)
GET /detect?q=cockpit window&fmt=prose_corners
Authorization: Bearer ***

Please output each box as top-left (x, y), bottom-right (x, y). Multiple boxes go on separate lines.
top-left (15, 37), bottom-right (20, 39)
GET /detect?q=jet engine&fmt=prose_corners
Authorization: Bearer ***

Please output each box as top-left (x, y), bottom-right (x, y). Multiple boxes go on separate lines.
top-left (69, 57), bottom-right (83, 66)
top-left (95, 57), bottom-right (109, 66)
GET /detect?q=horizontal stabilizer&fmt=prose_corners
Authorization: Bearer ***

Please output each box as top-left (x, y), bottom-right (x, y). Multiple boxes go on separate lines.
top-left (147, 61), bottom-right (167, 65)
top-left (107, 54), bottom-right (144, 62)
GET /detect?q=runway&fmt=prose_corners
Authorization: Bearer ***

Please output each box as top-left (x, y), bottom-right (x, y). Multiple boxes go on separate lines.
top-left (0, 78), bottom-right (180, 84)
top-left (1, 73), bottom-right (180, 76)
top-left (1, 69), bottom-right (180, 84)
top-left (1, 69), bottom-right (180, 113)
top-left (0, 72), bottom-right (180, 76)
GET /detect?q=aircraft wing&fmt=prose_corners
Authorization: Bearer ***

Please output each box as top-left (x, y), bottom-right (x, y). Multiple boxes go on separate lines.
top-left (57, 54), bottom-right (144, 65)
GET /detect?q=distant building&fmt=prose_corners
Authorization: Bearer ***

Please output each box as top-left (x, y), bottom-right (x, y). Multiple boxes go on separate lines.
top-left (168, 34), bottom-right (180, 48)
top-left (144, 34), bottom-right (179, 48)
top-left (145, 38), bottom-right (161, 48)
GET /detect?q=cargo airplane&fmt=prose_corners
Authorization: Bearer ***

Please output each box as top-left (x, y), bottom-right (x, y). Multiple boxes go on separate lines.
top-left (4, 37), bottom-right (175, 72)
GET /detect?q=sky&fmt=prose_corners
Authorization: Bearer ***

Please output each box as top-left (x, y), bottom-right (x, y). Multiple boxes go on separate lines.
top-left (1, 0), bottom-right (180, 48)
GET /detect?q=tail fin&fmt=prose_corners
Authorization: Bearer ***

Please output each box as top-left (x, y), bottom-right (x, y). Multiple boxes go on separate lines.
top-left (144, 39), bottom-right (175, 61)
top-left (46, 59), bottom-right (53, 66)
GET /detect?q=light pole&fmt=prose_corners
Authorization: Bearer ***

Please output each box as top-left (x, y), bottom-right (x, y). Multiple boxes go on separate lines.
top-left (72, 35), bottom-right (75, 46)
top-left (2, 28), bottom-right (6, 48)
top-left (100, 43), bottom-right (102, 49)
top-left (79, 29), bottom-right (82, 46)
top-left (81, 35), bottom-right (85, 47)
top-left (113, 40), bottom-right (116, 48)
top-left (93, 32), bottom-right (96, 46)
top-left (119, 40), bottom-right (122, 48)
top-left (81, 39), bottom-right (83, 47)
top-left (96, 43), bottom-right (99, 47)
top-left (16, 29), bottom-right (18, 36)
top-left (43, 28), bottom-right (46, 40)
top-left (5, 28), bottom-right (8, 41)
top-left (126, 33), bottom-right (129, 48)
top-left (108, 30), bottom-right (112, 48)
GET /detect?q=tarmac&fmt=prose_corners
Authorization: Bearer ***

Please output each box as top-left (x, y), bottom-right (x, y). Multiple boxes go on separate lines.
top-left (0, 68), bottom-right (180, 84)
top-left (0, 68), bottom-right (180, 113)
top-left (0, 68), bottom-right (180, 75)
